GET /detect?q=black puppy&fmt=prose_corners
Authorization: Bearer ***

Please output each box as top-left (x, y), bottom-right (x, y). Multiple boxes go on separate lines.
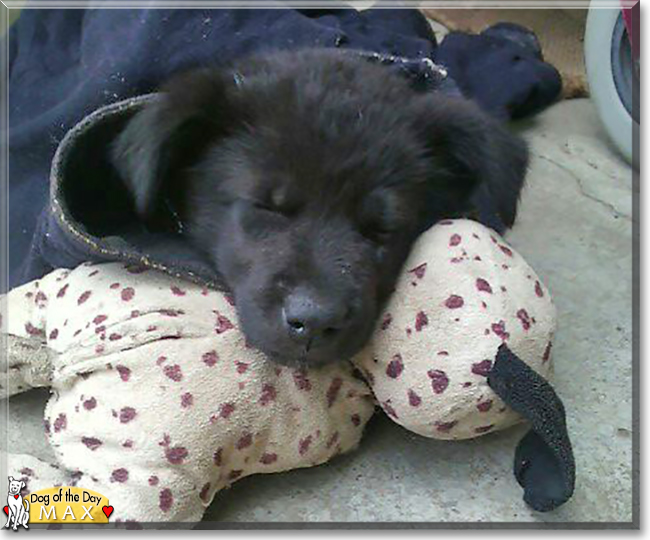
top-left (112, 49), bottom-right (528, 367)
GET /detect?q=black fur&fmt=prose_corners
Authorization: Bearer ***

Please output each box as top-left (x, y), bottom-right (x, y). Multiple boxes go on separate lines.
top-left (112, 49), bottom-right (528, 367)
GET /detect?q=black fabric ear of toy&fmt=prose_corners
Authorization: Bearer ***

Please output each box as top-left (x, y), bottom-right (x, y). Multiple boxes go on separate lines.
top-left (488, 344), bottom-right (575, 512)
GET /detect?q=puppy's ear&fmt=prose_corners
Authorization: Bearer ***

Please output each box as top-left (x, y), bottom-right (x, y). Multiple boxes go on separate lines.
top-left (20, 481), bottom-right (25, 490)
top-left (112, 69), bottom-right (243, 223)
top-left (416, 96), bottom-right (529, 230)
top-left (8, 476), bottom-right (13, 482)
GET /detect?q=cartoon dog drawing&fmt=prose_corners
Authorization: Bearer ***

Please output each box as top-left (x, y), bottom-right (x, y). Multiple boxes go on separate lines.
top-left (5, 477), bottom-right (29, 531)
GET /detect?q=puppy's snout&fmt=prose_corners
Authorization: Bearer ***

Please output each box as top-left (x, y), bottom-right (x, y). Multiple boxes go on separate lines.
top-left (282, 291), bottom-right (350, 345)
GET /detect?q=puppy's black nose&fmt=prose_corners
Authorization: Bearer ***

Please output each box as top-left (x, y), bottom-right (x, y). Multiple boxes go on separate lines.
top-left (282, 292), bottom-right (348, 345)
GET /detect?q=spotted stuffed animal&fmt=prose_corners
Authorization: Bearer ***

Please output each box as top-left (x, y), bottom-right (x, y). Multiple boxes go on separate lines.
top-left (0, 219), bottom-right (573, 526)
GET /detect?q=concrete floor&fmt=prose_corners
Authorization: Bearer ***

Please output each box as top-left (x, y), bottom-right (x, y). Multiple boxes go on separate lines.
top-left (2, 98), bottom-right (635, 525)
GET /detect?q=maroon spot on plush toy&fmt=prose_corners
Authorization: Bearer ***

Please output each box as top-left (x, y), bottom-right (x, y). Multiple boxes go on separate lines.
top-left (116, 365), bottom-right (131, 382)
top-left (499, 245), bottom-right (513, 257)
top-left (326, 432), bottom-right (340, 449)
top-left (110, 468), bottom-right (129, 483)
top-left (382, 401), bottom-right (399, 419)
top-left (471, 360), bottom-right (493, 377)
top-left (214, 312), bottom-right (234, 334)
top-left (25, 322), bottom-right (45, 337)
top-left (236, 433), bottom-right (253, 451)
top-left (299, 435), bottom-right (313, 455)
top-left (122, 440), bottom-right (134, 448)
top-left (77, 291), bottom-right (92, 305)
top-left (427, 369), bottom-right (449, 394)
top-left (109, 333), bottom-right (123, 341)
top-left (49, 329), bottom-right (59, 340)
top-left (476, 278), bottom-right (493, 294)
top-left (148, 476), bottom-right (159, 486)
top-left (386, 354), bottom-right (404, 378)
top-left (56, 284), bottom-right (69, 298)
top-left (535, 281), bottom-right (544, 297)
top-left (260, 453), bottom-right (278, 465)
top-left (450, 257), bottom-right (463, 264)
top-left (260, 384), bottom-right (277, 406)
top-left (477, 400), bottom-right (493, 412)
top-left (408, 389), bottom-right (422, 407)
top-left (435, 420), bottom-right (458, 433)
top-left (474, 255), bottom-right (482, 261)
top-left (444, 295), bottom-right (464, 309)
top-left (170, 286), bottom-right (186, 296)
top-left (81, 436), bottom-right (102, 451)
top-left (181, 392), bottom-right (193, 408)
top-left (218, 402), bottom-right (235, 419)
top-left (491, 320), bottom-right (510, 341)
top-left (438, 350), bottom-right (449, 357)
top-left (202, 350), bottom-right (219, 367)
top-left (293, 369), bottom-right (312, 391)
top-left (156, 356), bottom-right (167, 366)
top-left (158, 309), bottom-right (184, 317)
top-left (213, 448), bottom-right (223, 466)
top-left (120, 288), bottom-right (135, 302)
top-left (93, 315), bottom-right (107, 325)
top-left (165, 445), bottom-right (189, 465)
top-left (517, 309), bottom-right (532, 331)
top-left (463, 382), bottom-right (473, 388)
top-left (34, 291), bottom-right (48, 307)
top-left (53, 413), bottom-right (67, 433)
top-left (415, 311), bottom-right (429, 332)
top-left (449, 234), bottom-right (462, 246)
top-left (109, 282), bottom-right (120, 289)
top-left (326, 377), bottom-right (343, 407)
top-left (159, 488), bottom-right (173, 512)
top-left (119, 407), bottom-right (137, 423)
top-left (408, 262), bottom-right (428, 280)
top-left (199, 483), bottom-right (211, 503)
top-left (228, 470), bottom-right (243, 481)
top-left (236, 362), bottom-right (249, 374)
top-left (475, 425), bottom-right (495, 434)
top-left (83, 397), bottom-right (97, 410)
top-left (94, 325), bottom-right (105, 335)
top-left (543, 341), bottom-right (553, 363)
top-left (380, 313), bottom-right (393, 330)
top-left (163, 364), bottom-right (183, 382)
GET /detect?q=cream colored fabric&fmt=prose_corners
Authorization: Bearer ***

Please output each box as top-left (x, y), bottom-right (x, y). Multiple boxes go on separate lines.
top-left (2, 219), bottom-right (556, 523)
top-left (353, 219), bottom-right (556, 439)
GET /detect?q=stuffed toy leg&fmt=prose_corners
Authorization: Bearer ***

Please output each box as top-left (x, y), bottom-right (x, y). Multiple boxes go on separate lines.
top-left (1, 220), bottom-right (574, 525)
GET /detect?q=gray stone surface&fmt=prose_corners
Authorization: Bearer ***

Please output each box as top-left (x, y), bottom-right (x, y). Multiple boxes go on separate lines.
top-left (1, 99), bottom-right (635, 525)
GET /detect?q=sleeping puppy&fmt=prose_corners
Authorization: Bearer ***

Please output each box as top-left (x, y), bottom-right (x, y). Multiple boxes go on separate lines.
top-left (112, 48), bottom-right (528, 367)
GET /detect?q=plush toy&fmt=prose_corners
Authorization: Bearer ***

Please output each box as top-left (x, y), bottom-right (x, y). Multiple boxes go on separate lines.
top-left (1, 219), bottom-right (574, 526)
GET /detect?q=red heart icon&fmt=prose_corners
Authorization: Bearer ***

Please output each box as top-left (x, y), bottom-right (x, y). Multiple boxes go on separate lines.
top-left (13, 495), bottom-right (19, 499)
top-left (102, 506), bottom-right (114, 518)
top-left (3, 506), bottom-right (7, 515)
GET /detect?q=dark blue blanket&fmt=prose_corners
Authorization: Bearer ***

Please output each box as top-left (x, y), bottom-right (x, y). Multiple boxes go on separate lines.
top-left (7, 8), bottom-right (561, 289)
